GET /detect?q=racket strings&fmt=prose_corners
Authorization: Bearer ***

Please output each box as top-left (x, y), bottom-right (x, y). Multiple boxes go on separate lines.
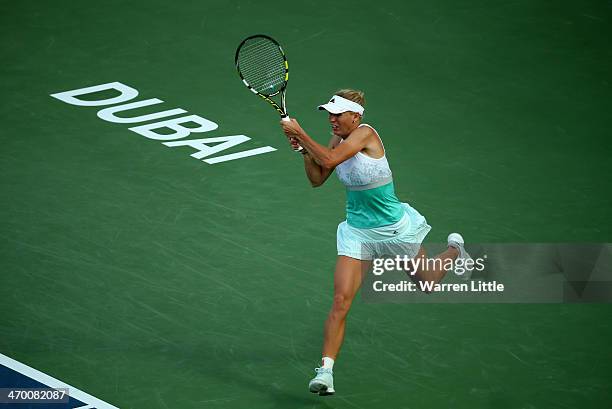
top-left (239, 43), bottom-right (285, 92)
top-left (237, 38), bottom-right (286, 95)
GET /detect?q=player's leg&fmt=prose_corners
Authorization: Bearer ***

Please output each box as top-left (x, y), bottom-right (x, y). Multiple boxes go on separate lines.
top-left (309, 255), bottom-right (369, 395)
top-left (410, 245), bottom-right (457, 285)
top-left (410, 233), bottom-right (472, 286)
top-left (323, 255), bottom-right (369, 358)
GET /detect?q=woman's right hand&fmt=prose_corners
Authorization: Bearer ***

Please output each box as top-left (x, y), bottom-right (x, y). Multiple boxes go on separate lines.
top-left (286, 136), bottom-right (300, 150)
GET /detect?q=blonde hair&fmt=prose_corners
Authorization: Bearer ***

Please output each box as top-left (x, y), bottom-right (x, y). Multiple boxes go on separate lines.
top-left (335, 89), bottom-right (366, 108)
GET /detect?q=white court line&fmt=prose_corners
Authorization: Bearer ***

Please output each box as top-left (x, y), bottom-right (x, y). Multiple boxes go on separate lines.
top-left (0, 352), bottom-right (119, 409)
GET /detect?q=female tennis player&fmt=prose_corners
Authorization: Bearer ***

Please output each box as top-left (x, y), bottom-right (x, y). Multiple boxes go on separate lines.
top-left (280, 89), bottom-right (471, 396)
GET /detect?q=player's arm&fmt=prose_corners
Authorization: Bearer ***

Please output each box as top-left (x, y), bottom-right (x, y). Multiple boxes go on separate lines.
top-left (301, 135), bottom-right (341, 187)
top-left (280, 119), bottom-right (371, 168)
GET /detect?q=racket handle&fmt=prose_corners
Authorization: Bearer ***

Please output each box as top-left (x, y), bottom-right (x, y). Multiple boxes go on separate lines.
top-left (291, 140), bottom-right (304, 152)
top-left (281, 115), bottom-right (304, 152)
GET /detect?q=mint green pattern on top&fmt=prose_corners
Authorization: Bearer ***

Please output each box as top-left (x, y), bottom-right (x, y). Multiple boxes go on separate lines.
top-left (346, 182), bottom-right (404, 228)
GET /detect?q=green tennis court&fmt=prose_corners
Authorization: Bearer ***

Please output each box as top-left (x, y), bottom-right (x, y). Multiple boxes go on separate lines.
top-left (1, 0), bottom-right (611, 408)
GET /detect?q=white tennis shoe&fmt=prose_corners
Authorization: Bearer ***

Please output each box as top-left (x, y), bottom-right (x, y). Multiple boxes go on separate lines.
top-left (308, 367), bottom-right (335, 395)
top-left (448, 233), bottom-right (473, 280)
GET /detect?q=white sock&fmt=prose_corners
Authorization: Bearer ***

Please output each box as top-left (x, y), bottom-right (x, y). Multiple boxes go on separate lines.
top-left (321, 356), bottom-right (334, 370)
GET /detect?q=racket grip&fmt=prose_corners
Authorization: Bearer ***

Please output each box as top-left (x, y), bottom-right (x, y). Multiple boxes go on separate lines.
top-left (282, 115), bottom-right (304, 152)
top-left (290, 138), bottom-right (304, 152)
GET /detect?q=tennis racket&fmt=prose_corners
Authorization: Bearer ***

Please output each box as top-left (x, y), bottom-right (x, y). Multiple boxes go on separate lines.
top-left (235, 34), bottom-right (303, 152)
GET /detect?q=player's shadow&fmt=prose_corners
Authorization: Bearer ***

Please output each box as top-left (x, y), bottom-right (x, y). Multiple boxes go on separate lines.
top-left (174, 336), bottom-right (338, 409)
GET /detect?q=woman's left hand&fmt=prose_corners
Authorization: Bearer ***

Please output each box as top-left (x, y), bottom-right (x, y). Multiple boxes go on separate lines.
top-left (280, 118), bottom-right (305, 139)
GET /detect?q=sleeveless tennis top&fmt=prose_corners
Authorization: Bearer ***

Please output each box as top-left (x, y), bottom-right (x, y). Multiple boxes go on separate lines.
top-left (336, 124), bottom-right (404, 228)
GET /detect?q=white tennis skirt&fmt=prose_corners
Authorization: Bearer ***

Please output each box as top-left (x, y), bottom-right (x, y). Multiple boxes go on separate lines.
top-left (337, 203), bottom-right (431, 261)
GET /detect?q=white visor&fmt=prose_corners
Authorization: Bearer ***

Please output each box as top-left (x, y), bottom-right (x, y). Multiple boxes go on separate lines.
top-left (318, 95), bottom-right (364, 115)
